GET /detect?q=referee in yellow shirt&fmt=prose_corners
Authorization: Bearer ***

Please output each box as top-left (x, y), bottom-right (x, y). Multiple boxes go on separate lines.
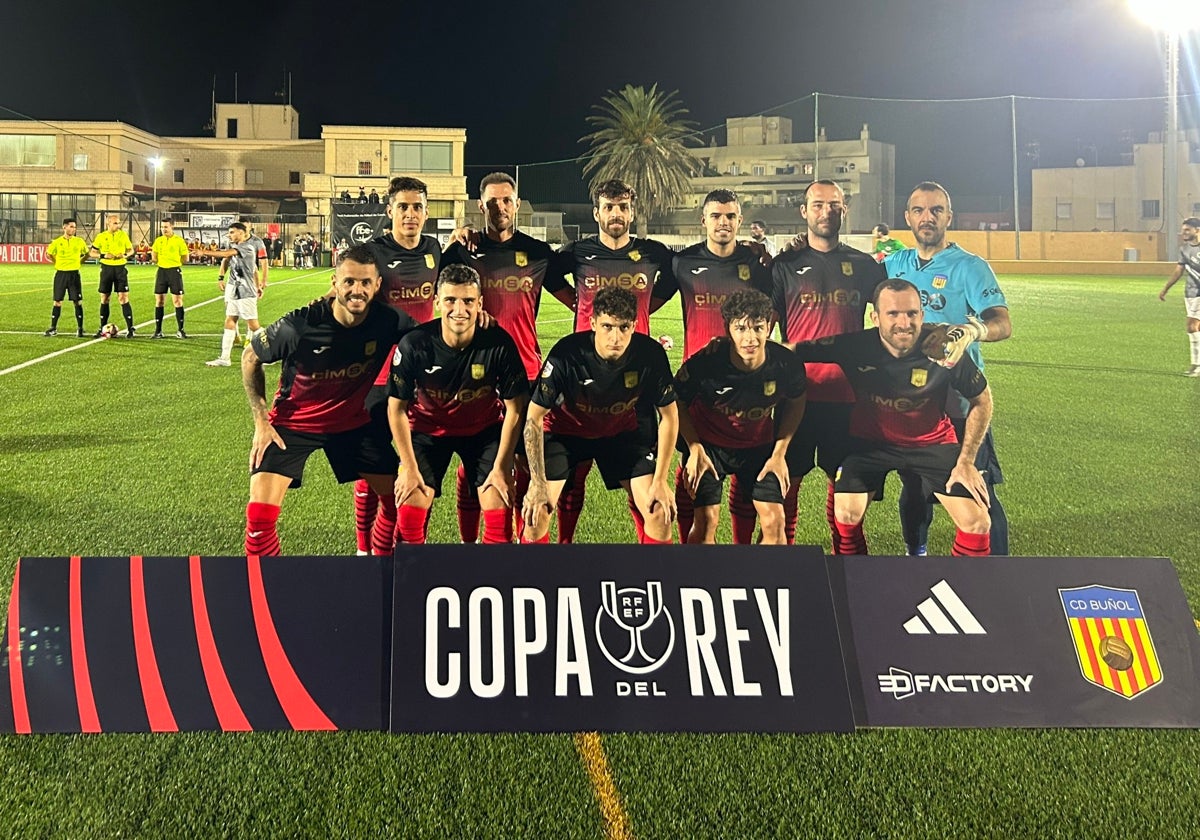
top-left (44, 217), bottom-right (90, 337)
top-left (88, 213), bottom-right (136, 337)
top-left (151, 218), bottom-right (191, 338)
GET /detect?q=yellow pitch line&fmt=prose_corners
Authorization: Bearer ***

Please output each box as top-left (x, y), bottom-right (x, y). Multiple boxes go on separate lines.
top-left (574, 731), bottom-right (634, 840)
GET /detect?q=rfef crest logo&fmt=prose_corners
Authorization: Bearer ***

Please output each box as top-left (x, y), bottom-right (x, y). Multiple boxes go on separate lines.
top-left (1059, 585), bottom-right (1161, 699)
top-left (595, 581), bottom-right (675, 675)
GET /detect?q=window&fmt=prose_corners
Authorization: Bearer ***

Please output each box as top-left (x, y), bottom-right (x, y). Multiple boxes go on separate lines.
top-left (227, 118), bottom-right (238, 139)
top-left (728, 164), bottom-right (740, 176)
top-left (358, 160), bottom-right (373, 176)
top-left (245, 169), bottom-right (264, 185)
top-left (1142, 200), bottom-right (1161, 219)
top-left (173, 169), bottom-right (184, 184)
top-left (144, 164), bottom-right (150, 181)
top-left (0, 193), bottom-right (38, 242)
top-left (126, 161), bottom-right (133, 174)
top-left (0, 135), bottom-right (54, 167)
top-left (1096, 201), bottom-right (1114, 220)
top-left (802, 163), bottom-right (815, 175)
top-left (389, 141), bottom-right (452, 174)
top-left (427, 200), bottom-right (453, 218)
top-left (289, 171), bottom-right (301, 185)
top-left (752, 165), bottom-right (766, 176)
top-left (73, 154), bottom-right (88, 171)
top-left (1056, 202), bottom-right (1072, 219)
top-left (49, 194), bottom-right (96, 223)
top-left (215, 169), bottom-right (234, 187)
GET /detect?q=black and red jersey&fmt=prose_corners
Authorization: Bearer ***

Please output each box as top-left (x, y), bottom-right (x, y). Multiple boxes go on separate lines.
top-left (442, 231), bottom-right (555, 380)
top-left (654, 242), bottom-right (773, 360)
top-left (533, 331), bottom-right (676, 439)
top-left (549, 236), bottom-right (675, 334)
top-left (252, 299), bottom-right (417, 434)
top-left (770, 244), bottom-right (884, 403)
top-left (367, 233), bottom-right (441, 324)
top-left (388, 321), bottom-right (527, 438)
top-left (674, 343), bottom-right (807, 450)
top-left (790, 328), bottom-right (987, 447)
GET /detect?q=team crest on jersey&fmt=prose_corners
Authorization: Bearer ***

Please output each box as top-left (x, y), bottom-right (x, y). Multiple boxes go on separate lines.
top-left (841, 261), bottom-right (853, 276)
top-left (624, 371), bottom-right (639, 389)
top-left (365, 341), bottom-right (377, 357)
top-left (932, 275), bottom-right (948, 289)
top-left (910, 368), bottom-right (928, 387)
top-left (392, 347), bottom-right (402, 365)
top-left (471, 363), bottom-right (485, 380)
top-left (424, 254), bottom-right (436, 269)
top-left (540, 361), bottom-right (554, 378)
top-left (763, 380), bottom-right (776, 396)
top-left (628, 250), bottom-right (642, 262)
top-left (738, 264), bottom-right (751, 281)
top-left (515, 251), bottom-right (528, 267)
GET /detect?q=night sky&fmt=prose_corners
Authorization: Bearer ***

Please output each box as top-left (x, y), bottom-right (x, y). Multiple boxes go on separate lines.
top-left (5, 0), bottom-right (1197, 210)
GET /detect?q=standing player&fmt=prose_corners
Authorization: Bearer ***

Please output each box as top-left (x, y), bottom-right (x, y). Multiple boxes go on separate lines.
top-left (199, 222), bottom-right (263, 367)
top-left (786, 280), bottom-right (994, 556)
top-left (1157, 216), bottom-right (1200, 376)
top-left (771, 180), bottom-right (885, 548)
top-left (675, 290), bottom-right (807, 545)
top-left (149, 218), bottom-right (190, 338)
top-left (649, 188), bottom-right (773, 542)
top-left (441, 171), bottom-right (576, 542)
top-left (871, 224), bottom-right (906, 262)
top-left (748, 220), bottom-right (775, 257)
top-left (546, 179), bottom-right (676, 541)
top-left (89, 214), bottom-right (136, 337)
top-left (351, 176), bottom-right (444, 554)
top-left (522, 287), bottom-right (678, 544)
top-left (885, 181), bottom-right (1012, 555)
top-left (44, 218), bottom-right (89, 337)
top-left (241, 245), bottom-right (417, 557)
top-left (387, 265), bottom-right (528, 545)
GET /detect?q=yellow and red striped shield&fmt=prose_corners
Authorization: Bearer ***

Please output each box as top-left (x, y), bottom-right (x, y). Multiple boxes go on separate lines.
top-left (1059, 585), bottom-right (1161, 699)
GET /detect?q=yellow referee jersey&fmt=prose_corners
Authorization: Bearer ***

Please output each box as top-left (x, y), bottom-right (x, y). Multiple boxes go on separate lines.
top-left (152, 234), bottom-right (190, 269)
top-left (91, 229), bottom-right (133, 266)
top-left (47, 235), bottom-right (90, 271)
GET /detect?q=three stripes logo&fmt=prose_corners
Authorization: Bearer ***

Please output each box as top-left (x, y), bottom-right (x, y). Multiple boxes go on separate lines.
top-left (902, 580), bottom-right (985, 635)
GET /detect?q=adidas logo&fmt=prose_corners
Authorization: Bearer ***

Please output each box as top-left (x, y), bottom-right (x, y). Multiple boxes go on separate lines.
top-left (902, 579), bottom-right (985, 635)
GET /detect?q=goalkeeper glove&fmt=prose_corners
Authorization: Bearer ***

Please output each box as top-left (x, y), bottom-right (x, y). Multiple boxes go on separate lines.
top-left (941, 315), bottom-right (988, 368)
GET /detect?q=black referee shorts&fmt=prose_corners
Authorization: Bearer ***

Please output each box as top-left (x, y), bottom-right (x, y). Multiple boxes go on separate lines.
top-left (98, 264), bottom-right (129, 295)
top-left (53, 270), bottom-right (82, 302)
top-left (154, 267), bottom-right (184, 296)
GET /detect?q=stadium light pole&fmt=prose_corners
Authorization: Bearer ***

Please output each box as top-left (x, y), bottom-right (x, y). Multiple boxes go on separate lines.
top-left (1128, 0), bottom-right (1194, 258)
top-left (148, 156), bottom-right (162, 236)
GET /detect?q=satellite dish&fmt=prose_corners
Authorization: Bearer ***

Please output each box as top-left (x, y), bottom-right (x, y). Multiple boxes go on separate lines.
top-left (1075, 158), bottom-right (1086, 167)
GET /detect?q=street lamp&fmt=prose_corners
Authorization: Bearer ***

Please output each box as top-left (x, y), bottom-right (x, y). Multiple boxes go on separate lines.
top-left (148, 155), bottom-right (162, 235)
top-left (1128, 0), bottom-right (1195, 258)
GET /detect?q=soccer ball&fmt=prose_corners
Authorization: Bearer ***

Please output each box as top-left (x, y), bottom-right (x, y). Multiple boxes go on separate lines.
top-left (658, 334), bottom-right (675, 351)
top-left (100, 324), bottom-right (119, 338)
top-left (1098, 636), bottom-right (1134, 671)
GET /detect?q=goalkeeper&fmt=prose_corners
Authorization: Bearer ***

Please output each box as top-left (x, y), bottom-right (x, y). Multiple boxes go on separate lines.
top-left (884, 181), bottom-right (1012, 556)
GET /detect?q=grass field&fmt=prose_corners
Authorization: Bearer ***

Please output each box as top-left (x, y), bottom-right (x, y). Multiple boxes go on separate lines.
top-left (1, 261), bottom-right (1199, 837)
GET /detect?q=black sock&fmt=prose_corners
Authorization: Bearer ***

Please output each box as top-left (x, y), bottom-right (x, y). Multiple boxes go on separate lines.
top-left (155, 306), bottom-right (164, 332)
top-left (121, 302), bottom-right (133, 329)
top-left (50, 307), bottom-right (60, 329)
top-left (74, 305), bottom-right (83, 331)
top-left (175, 306), bottom-right (185, 330)
top-left (99, 302), bottom-right (110, 326)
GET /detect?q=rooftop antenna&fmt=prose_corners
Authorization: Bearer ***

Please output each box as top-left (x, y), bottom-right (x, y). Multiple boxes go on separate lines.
top-left (203, 75), bottom-right (216, 133)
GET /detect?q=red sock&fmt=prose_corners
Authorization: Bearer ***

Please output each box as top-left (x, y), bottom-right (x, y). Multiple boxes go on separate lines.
top-left (640, 533), bottom-right (672, 545)
top-left (675, 466), bottom-right (694, 544)
top-left (952, 530), bottom-right (990, 557)
top-left (824, 479), bottom-right (838, 551)
top-left (556, 460), bottom-right (590, 543)
top-left (353, 479), bottom-right (377, 553)
top-left (628, 494), bottom-right (646, 542)
top-left (481, 508), bottom-right (513, 544)
top-left (522, 531), bottom-right (551, 544)
top-left (398, 504), bottom-right (429, 545)
top-left (246, 502), bottom-right (281, 557)
top-left (456, 463), bottom-right (481, 543)
top-left (832, 519), bottom-right (868, 555)
top-left (370, 494), bottom-right (397, 556)
top-left (728, 474), bottom-right (757, 544)
top-left (782, 479), bottom-right (801, 545)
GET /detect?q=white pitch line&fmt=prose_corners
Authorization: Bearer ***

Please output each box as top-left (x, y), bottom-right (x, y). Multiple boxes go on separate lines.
top-left (0, 270), bottom-right (323, 378)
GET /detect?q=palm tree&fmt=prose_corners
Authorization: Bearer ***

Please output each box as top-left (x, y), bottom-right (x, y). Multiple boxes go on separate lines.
top-left (580, 84), bottom-right (700, 236)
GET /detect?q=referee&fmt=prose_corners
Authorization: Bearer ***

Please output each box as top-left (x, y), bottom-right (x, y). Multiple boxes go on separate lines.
top-left (150, 218), bottom-right (190, 338)
top-left (44, 217), bottom-right (90, 337)
top-left (88, 213), bottom-right (136, 337)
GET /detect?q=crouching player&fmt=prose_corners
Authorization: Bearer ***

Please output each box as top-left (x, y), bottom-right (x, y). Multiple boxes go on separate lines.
top-left (387, 264), bottom-right (528, 544)
top-left (787, 279), bottom-right (993, 555)
top-left (522, 287), bottom-right (678, 544)
top-left (241, 245), bottom-right (417, 556)
top-left (675, 290), bottom-right (807, 544)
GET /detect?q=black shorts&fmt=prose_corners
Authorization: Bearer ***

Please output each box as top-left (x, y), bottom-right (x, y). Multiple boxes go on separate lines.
top-left (677, 440), bottom-right (784, 507)
top-left (786, 401), bottom-right (854, 479)
top-left (952, 418), bottom-right (1003, 484)
top-left (154, 267), bottom-right (184, 296)
top-left (252, 423), bottom-right (399, 489)
top-left (544, 429), bottom-right (657, 491)
top-left (53, 270), bottom-right (82, 302)
top-left (835, 442), bottom-right (976, 501)
top-left (97, 264), bottom-right (129, 295)
top-left (410, 426), bottom-right (503, 497)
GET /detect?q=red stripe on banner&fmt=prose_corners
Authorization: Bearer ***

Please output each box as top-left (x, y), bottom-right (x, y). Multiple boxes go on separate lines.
top-left (188, 556), bottom-right (251, 731)
top-left (245, 555), bottom-right (336, 731)
top-left (129, 556), bottom-right (178, 732)
top-left (7, 561), bottom-right (29, 734)
top-left (70, 556), bottom-right (101, 733)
